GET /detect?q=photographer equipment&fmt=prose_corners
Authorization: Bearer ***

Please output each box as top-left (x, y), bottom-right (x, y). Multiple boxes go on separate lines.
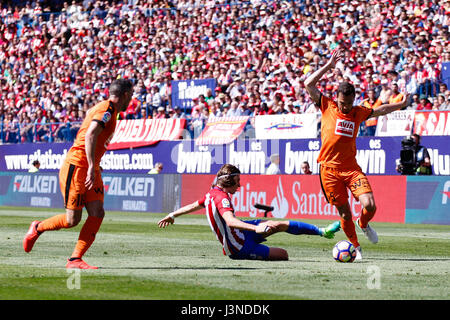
top-left (399, 136), bottom-right (417, 175)
top-left (253, 203), bottom-right (274, 218)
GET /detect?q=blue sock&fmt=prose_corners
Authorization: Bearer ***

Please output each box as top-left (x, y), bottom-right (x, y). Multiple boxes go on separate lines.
top-left (287, 220), bottom-right (321, 236)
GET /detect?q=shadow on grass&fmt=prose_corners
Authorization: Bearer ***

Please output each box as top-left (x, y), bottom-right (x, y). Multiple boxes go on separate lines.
top-left (99, 266), bottom-right (271, 270)
top-left (369, 257), bottom-right (450, 262)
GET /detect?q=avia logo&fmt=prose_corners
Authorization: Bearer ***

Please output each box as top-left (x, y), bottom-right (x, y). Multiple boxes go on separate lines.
top-left (441, 181), bottom-right (450, 204)
top-left (335, 119), bottom-right (355, 137)
top-left (270, 177), bottom-right (289, 218)
top-left (265, 123), bottom-right (303, 130)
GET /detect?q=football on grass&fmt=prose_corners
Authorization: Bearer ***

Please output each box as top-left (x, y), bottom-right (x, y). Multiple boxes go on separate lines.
top-left (332, 240), bottom-right (356, 263)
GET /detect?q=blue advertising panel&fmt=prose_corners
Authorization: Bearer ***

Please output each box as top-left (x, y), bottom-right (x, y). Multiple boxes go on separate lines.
top-left (405, 176), bottom-right (450, 225)
top-left (0, 136), bottom-right (449, 176)
top-left (171, 78), bottom-right (216, 111)
top-left (0, 172), bottom-right (181, 213)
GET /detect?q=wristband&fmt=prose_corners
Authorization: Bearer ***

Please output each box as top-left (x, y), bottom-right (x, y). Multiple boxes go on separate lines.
top-left (168, 213), bottom-right (176, 219)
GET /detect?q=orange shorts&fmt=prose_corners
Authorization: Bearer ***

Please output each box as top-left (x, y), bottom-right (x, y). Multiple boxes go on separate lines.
top-left (59, 161), bottom-right (104, 210)
top-left (319, 165), bottom-right (372, 206)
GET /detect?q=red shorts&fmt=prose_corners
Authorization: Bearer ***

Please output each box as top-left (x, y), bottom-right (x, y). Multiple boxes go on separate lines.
top-left (59, 161), bottom-right (104, 210)
top-left (319, 165), bottom-right (373, 206)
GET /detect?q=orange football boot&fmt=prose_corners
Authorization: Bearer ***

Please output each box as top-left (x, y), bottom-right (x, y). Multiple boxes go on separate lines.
top-left (23, 221), bottom-right (42, 252)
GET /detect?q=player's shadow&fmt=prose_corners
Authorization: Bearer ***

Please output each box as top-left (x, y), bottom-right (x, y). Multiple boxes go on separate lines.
top-left (370, 257), bottom-right (450, 262)
top-left (100, 266), bottom-right (269, 270)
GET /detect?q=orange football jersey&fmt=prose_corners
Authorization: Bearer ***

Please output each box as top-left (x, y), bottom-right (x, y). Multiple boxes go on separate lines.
top-left (317, 95), bottom-right (373, 169)
top-left (66, 100), bottom-right (117, 169)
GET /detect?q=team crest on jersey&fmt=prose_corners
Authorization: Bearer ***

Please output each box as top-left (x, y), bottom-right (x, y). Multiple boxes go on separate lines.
top-left (222, 198), bottom-right (231, 208)
top-left (102, 111), bottom-right (112, 123)
top-left (335, 119), bottom-right (355, 137)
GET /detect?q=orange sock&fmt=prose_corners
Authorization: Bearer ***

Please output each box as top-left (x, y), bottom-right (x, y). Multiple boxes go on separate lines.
top-left (341, 218), bottom-right (360, 248)
top-left (359, 208), bottom-right (376, 229)
top-left (37, 214), bottom-right (70, 233)
top-left (71, 216), bottom-right (103, 259)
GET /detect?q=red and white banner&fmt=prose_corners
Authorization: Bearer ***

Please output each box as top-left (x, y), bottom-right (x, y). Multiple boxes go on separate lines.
top-left (413, 110), bottom-right (450, 136)
top-left (255, 114), bottom-right (319, 139)
top-left (195, 116), bottom-right (249, 145)
top-left (181, 174), bottom-right (407, 223)
top-left (108, 118), bottom-right (186, 150)
top-left (375, 110), bottom-right (415, 137)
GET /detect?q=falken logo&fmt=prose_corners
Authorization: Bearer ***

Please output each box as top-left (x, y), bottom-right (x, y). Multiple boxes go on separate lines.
top-left (13, 175), bottom-right (58, 194)
top-left (103, 176), bottom-right (155, 197)
top-left (265, 123), bottom-right (303, 130)
top-left (335, 119), bottom-right (355, 137)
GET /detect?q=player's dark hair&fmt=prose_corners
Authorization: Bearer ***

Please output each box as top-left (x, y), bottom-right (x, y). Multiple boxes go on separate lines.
top-left (214, 164), bottom-right (241, 188)
top-left (109, 79), bottom-right (133, 97)
top-left (337, 81), bottom-right (355, 97)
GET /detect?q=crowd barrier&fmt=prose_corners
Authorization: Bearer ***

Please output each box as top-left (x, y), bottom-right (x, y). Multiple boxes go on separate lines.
top-left (0, 171), bottom-right (448, 225)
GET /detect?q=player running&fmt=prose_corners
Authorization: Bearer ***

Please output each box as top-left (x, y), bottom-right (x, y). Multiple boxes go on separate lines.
top-left (23, 79), bottom-right (134, 269)
top-left (304, 49), bottom-right (409, 260)
top-left (158, 164), bottom-right (341, 261)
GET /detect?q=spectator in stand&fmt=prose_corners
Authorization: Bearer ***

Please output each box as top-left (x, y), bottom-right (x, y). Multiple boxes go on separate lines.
top-left (408, 94), bottom-right (421, 110)
top-left (226, 101), bottom-right (242, 117)
top-left (301, 161), bottom-right (313, 175)
top-left (155, 106), bottom-right (167, 119)
top-left (378, 79), bottom-right (393, 104)
top-left (172, 106), bottom-right (186, 119)
top-left (34, 108), bottom-right (48, 142)
top-left (148, 85), bottom-right (162, 116)
top-left (417, 95), bottom-right (433, 111)
top-left (389, 83), bottom-right (405, 105)
top-left (1, 0), bottom-right (449, 145)
top-left (361, 88), bottom-right (382, 136)
top-left (437, 94), bottom-right (450, 110)
top-left (28, 160), bottom-right (40, 173)
top-left (3, 112), bottom-right (20, 143)
top-left (123, 94), bottom-right (141, 120)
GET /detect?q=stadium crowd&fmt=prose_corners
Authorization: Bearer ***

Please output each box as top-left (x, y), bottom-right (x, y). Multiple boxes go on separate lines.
top-left (0, 0), bottom-right (450, 143)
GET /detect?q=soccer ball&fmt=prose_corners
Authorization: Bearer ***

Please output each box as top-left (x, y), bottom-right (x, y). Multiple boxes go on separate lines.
top-left (332, 240), bottom-right (356, 263)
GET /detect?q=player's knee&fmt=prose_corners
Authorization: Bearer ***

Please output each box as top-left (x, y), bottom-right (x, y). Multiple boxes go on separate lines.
top-left (269, 247), bottom-right (289, 261)
top-left (365, 203), bottom-right (376, 213)
top-left (66, 216), bottom-right (81, 227)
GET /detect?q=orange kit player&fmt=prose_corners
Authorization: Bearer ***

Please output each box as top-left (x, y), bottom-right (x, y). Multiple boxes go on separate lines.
top-left (305, 49), bottom-right (409, 260)
top-left (23, 79), bottom-right (134, 269)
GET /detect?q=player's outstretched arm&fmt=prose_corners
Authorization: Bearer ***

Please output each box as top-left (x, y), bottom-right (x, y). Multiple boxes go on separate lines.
top-left (158, 201), bottom-right (203, 228)
top-left (221, 211), bottom-right (274, 234)
top-left (370, 93), bottom-right (410, 118)
top-left (304, 49), bottom-right (344, 105)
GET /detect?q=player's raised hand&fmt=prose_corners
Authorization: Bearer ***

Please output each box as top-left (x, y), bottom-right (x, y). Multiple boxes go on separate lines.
top-left (402, 93), bottom-right (411, 107)
top-left (158, 215), bottom-right (174, 228)
top-left (328, 48), bottom-right (344, 69)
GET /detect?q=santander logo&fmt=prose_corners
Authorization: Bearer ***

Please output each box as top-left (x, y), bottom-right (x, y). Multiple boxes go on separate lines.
top-left (270, 177), bottom-right (289, 218)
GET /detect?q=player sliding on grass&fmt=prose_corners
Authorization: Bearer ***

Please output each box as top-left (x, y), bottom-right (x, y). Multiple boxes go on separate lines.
top-left (158, 164), bottom-right (341, 261)
top-left (23, 79), bottom-right (134, 269)
top-left (304, 48), bottom-right (409, 260)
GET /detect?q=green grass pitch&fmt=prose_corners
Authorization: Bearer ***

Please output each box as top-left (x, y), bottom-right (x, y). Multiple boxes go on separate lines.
top-left (0, 206), bottom-right (449, 300)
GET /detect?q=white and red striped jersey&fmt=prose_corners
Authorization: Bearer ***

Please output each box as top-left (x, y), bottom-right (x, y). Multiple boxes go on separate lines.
top-left (198, 187), bottom-right (245, 256)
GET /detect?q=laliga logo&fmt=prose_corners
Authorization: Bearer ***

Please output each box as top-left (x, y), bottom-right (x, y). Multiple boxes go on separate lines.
top-left (441, 181), bottom-right (450, 205)
top-left (270, 178), bottom-right (289, 218)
